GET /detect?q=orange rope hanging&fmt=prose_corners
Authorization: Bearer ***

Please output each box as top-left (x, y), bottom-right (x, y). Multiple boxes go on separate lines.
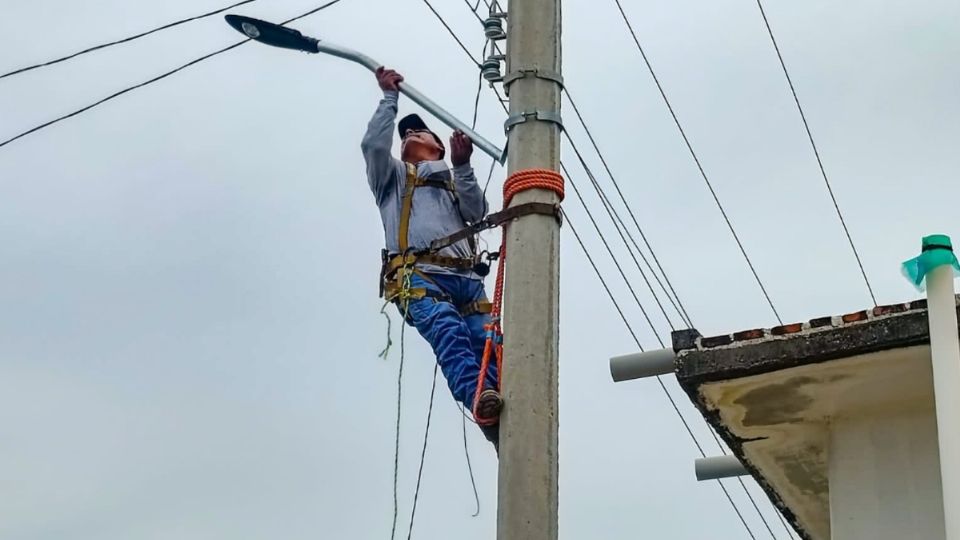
top-left (472, 168), bottom-right (564, 425)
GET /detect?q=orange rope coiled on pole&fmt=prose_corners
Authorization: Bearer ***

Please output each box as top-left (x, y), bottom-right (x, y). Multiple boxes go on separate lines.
top-left (502, 168), bottom-right (565, 207)
top-left (472, 168), bottom-right (564, 426)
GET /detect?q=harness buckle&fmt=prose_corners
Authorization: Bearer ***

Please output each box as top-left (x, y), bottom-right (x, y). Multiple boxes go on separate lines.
top-left (379, 249), bottom-right (390, 298)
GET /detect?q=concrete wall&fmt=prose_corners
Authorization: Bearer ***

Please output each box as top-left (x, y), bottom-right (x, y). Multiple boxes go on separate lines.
top-left (829, 410), bottom-right (944, 540)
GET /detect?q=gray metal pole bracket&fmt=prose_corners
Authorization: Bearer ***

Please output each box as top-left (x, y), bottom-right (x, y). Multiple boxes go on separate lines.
top-left (502, 68), bottom-right (565, 89)
top-left (504, 110), bottom-right (564, 134)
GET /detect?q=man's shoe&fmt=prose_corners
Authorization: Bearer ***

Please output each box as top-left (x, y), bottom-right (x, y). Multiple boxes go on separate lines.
top-left (475, 388), bottom-right (503, 425)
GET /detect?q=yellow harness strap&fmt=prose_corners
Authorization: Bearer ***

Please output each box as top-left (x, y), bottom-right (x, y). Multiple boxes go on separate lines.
top-left (385, 163), bottom-right (482, 315)
top-left (399, 163), bottom-right (459, 252)
top-left (398, 163), bottom-right (418, 253)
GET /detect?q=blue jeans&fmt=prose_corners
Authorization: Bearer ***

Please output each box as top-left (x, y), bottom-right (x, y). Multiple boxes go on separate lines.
top-left (400, 272), bottom-right (499, 409)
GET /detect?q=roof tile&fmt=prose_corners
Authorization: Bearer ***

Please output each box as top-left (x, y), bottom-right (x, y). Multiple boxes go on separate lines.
top-left (701, 334), bottom-right (733, 348)
top-left (771, 323), bottom-right (803, 336)
top-left (841, 310), bottom-right (869, 323)
top-left (873, 303), bottom-right (908, 317)
top-left (808, 316), bottom-right (833, 328)
top-left (733, 328), bottom-right (766, 341)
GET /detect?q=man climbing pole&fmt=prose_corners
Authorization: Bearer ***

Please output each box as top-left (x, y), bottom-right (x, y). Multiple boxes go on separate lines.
top-left (362, 67), bottom-right (502, 449)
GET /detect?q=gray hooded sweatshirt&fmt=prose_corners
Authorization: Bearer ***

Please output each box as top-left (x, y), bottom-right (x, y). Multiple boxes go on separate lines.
top-left (361, 90), bottom-right (488, 280)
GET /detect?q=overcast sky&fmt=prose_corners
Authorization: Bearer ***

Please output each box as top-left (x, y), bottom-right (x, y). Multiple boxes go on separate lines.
top-left (1, 0), bottom-right (958, 538)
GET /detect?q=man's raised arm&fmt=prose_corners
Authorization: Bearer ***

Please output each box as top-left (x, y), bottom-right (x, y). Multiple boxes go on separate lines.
top-left (361, 67), bottom-right (404, 202)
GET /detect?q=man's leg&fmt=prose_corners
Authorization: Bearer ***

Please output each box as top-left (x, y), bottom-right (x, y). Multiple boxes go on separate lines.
top-left (464, 311), bottom-right (499, 394)
top-left (460, 278), bottom-right (501, 451)
top-left (401, 274), bottom-right (485, 409)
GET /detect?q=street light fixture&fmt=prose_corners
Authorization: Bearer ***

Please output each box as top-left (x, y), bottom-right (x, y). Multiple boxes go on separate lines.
top-left (224, 15), bottom-right (506, 163)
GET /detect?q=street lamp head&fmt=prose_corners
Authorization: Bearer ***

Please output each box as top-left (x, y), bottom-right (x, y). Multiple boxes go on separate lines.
top-left (224, 15), bottom-right (319, 53)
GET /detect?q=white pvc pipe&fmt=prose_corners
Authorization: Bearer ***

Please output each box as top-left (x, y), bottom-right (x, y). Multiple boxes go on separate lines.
top-left (314, 40), bottom-right (507, 164)
top-left (695, 455), bottom-right (748, 481)
top-left (609, 348), bottom-right (675, 382)
top-left (926, 264), bottom-right (960, 540)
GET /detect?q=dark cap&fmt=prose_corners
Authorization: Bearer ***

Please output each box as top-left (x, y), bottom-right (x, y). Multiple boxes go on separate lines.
top-left (398, 114), bottom-right (429, 138)
top-left (398, 114), bottom-right (445, 159)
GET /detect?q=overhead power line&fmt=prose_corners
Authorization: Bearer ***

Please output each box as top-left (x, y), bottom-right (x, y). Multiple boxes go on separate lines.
top-left (419, 0), bottom-right (481, 66)
top-left (0, 40), bottom-right (247, 150)
top-left (462, 0), bottom-right (695, 335)
top-left (0, 0), bottom-right (257, 81)
top-left (432, 0), bottom-right (789, 540)
top-left (753, 0), bottom-right (877, 308)
top-left (424, 0), bottom-right (769, 540)
top-left (418, 1), bottom-right (778, 536)
top-left (562, 136), bottom-right (675, 340)
top-left (564, 114), bottom-right (785, 537)
top-left (437, 0), bottom-right (692, 334)
top-left (564, 89), bottom-right (693, 329)
top-left (462, 0), bottom-right (694, 331)
top-left (563, 146), bottom-right (781, 540)
top-left (611, 0), bottom-right (783, 325)
top-left (0, 0), bottom-right (347, 150)
top-left (561, 154), bottom-right (665, 347)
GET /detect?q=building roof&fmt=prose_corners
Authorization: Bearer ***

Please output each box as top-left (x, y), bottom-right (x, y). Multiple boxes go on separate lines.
top-left (672, 297), bottom-right (959, 540)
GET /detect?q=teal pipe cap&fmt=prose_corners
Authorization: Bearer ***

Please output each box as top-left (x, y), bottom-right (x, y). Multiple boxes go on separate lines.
top-left (902, 234), bottom-right (960, 291)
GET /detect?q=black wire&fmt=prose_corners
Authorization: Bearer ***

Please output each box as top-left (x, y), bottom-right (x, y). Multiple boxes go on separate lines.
top-left (771, 498), bottom-right (798, 540)
top-left (0, 40), bottom-right (246, 149)
top-left (481, 157), bottom-right (498, 199)
top-left (0, 0), bottom-right (346, 150)
top-left (571, 134), bottom-right (783, 539)
top-left (432, 4), bottom-right (770, 535)
top-left (565, 132), bottom-right (680, 334)
top-left (737, 477), bottom-right (778, 539)
top-left (449, 35), bottom-right (491, 523)
top-left (563, 90), bottom-right (693, 328)
top-left (561, 138), bottom-right (773, 538)
top-left (611, 0), bottom-right (782, 325)
top-left (561, 157), bottom-right (664, 347)
top-left (570, 214), bottom-right (760, 538)
top-left (446, 6), bottom-right (772, 538)
top-left (462, 0), bottom-right (489, 17)
top-left (563, 211), bottom-right (642, 345)
top-left (0, 0), bottom-right (257, 81)
top-left (280, 0), bottom-right (345, 25)
top-left (460, 405), bottom-right (481, 517)
top-left (561, 176), bottom-right (758, 540)
top-left (754, 0), bottom-right (877, 308)
top-left (406, 364), bottom-right (439, 540)
top-left (418, 0), bottom-right (481, 66)
top-left (471, 42), bottom-right (486, 130)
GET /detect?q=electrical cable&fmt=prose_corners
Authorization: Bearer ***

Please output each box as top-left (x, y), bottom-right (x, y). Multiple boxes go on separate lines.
top-left (563, 90), bottom-right (693, 327)
top-left (0, 0), bottom-right (257, 81)
top-left (424, 4), bottom-right (780, 536)
top-left (611, 0), bottom-right (783, 324)
top-left (0, 0), bottom-right (347, 150)
top-left (417, 0), bottom-right (481, 66)
top-left (564, 132), bottom-right (681, 333)
top-left (753, 0), bottom-right (876, 307)
top-left (563, 153), bottom-right (764, 539)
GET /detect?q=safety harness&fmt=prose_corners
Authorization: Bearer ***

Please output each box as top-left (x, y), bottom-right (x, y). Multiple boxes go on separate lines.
top-left (380, 163), bottom-right (494, 317)
top-left (379, 161), bottom-right (565, 424)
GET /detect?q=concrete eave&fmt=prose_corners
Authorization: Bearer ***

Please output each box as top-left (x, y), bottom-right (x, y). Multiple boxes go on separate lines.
top-left (672, 298), bottom-right (960, 540)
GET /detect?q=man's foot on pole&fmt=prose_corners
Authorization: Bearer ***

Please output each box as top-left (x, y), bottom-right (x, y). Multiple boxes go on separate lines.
top-left (475, 388), bottom-right (503, 425)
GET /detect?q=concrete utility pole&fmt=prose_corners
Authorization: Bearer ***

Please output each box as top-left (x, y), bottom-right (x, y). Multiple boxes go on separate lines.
top-left (498, 0), bottom-right (563, 538)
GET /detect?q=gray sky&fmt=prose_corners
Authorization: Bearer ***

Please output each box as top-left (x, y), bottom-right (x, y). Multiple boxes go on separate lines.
top-left (1, 0), bottom-right (958, 538)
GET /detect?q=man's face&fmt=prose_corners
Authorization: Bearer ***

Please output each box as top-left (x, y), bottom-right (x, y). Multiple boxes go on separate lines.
top-left (401, 129), bottom-right (443, 160)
